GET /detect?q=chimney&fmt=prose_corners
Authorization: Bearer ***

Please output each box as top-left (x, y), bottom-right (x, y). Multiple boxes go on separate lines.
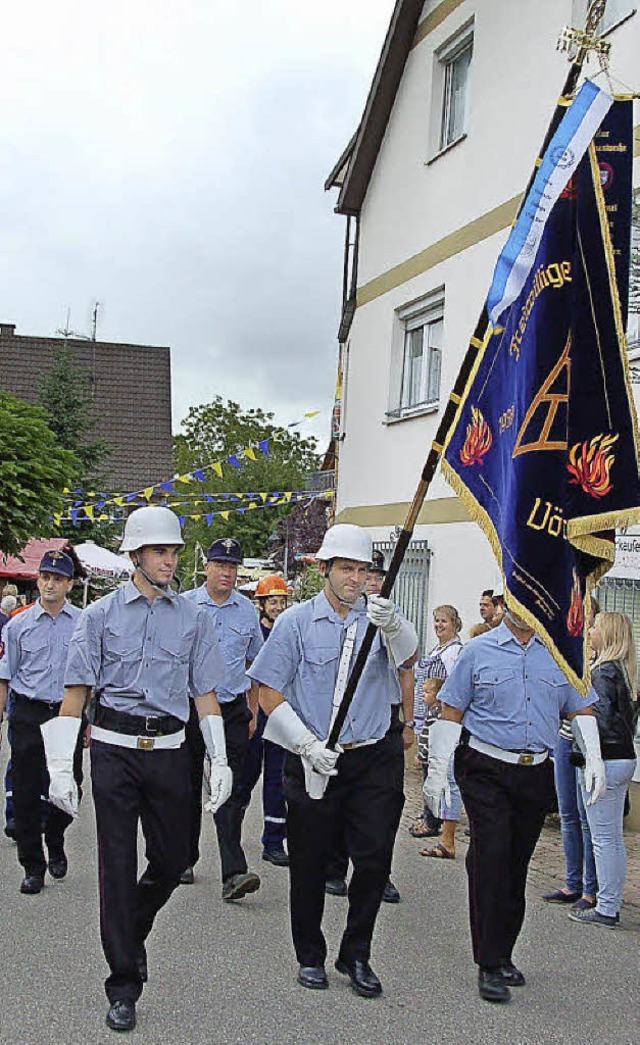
top-left (0, 324), bottom-right (16, 337)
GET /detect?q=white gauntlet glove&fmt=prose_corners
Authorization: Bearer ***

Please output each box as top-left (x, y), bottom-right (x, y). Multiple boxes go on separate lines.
top-left (571, 715), bottom-right (606, 805)
top-left (200, 715), bottom-right (233, 814)
top-left (41, 716), bottom-right (81, 819)
top-left (422, 719), bottom-right (462, 817)
top-left (263, 701), bottom-right (340, 799)
top-left (366, 595), bottom-right (418, 666)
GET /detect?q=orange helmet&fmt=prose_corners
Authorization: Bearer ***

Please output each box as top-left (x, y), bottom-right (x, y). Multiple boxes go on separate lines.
top-left (255, 575), bottom-right (289, 598)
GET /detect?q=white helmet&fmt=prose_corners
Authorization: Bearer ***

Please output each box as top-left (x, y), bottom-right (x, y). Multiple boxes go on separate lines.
top-left (315, 524), bottom-right (372, 565)
top-left (120, 506), bottom-right (185, 553)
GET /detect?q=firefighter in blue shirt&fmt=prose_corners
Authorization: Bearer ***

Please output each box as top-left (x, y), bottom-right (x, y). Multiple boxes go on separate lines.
top-left (0, 551), bottom-right (83, 895)
top-left (236, 574), bottom-right (290, 866)
top-left (41, 507), bottom-right (231, 1033)
top-left (248, 524), bottom-right (417, 998)
top-left (183, 537), bottom-right (264, 900)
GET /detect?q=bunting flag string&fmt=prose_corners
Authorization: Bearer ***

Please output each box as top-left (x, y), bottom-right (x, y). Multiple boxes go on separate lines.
top-left (61, 408), bottom-right (323, 516)
top-left (52, 490), bottom-right (333, 528)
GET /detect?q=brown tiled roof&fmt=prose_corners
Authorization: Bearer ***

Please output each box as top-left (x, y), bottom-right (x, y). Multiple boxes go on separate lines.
top-left (0, 329), bottom-right (172, 491)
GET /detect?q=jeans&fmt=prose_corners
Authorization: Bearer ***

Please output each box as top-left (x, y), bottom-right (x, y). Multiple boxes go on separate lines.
top-left (553, 737), bottom-right (597, 896)
top-left (579, 758), bottom-right (637, 917)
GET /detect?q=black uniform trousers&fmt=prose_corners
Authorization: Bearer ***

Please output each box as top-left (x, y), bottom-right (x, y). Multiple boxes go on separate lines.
top-left (10, 694), bottom-right (83, 876)
top-left (284, 728), bottom-right (405, 968)
top-left (90, 739), bottom-right (191, 1003)
top-left (185, 700), bottom-right (205, 867)
top-left (455, 742), bottom-right (555, 969)
top-left (184, 693), bottom-right (252, 881)
top-left (325, 705), bottom-right (404, 882)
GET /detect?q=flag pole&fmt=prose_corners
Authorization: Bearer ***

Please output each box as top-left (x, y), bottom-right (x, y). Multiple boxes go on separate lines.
top-left (328, 0), bottom-right (610, 749)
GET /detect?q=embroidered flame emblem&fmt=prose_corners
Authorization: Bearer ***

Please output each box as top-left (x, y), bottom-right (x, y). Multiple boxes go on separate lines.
top-left (567, 433), bottom-right (618, 499)
top-left (566, 570), bottom-right (584, 638)
top-left (460, 407), bottom-right (493, 466)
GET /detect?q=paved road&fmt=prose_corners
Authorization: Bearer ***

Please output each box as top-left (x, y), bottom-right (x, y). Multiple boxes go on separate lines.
top-left (0, 749), bottom-right (637, 1045)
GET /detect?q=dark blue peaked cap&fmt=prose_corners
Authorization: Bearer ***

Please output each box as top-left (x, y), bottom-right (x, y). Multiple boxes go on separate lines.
top-left (206, 538), bottom-right (243, 564)
top-left (39, 550), bottom-right (74, 578)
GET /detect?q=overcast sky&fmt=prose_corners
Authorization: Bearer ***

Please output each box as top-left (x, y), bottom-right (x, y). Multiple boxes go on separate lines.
top-left (0, 0), bottom-right (397, 447)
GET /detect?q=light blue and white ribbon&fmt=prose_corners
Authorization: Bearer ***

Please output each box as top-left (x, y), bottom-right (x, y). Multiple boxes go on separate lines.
top-left (487, 80), bottom-right (613, 327)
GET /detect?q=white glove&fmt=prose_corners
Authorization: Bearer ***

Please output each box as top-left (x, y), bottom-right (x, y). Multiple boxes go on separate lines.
top-left (367, 595), bottom-right (418, 666)
top-left (422, 720), bottom-right (462, 817)
top-left (263, 701), bottom-right (340, 799)
top-left (41, 716), bottom-right (81, 819)
top-left (200, 715), bottom-right (233, 814)
top-left (571, 714), bottom-right (606, 805)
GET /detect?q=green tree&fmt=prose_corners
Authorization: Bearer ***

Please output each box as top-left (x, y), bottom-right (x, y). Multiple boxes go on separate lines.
top-left (0, 390), bottom-right (79, 555)
top-left (37, 344), bottom-right (116, 543)
top-left (173, 397), bottom-right (319, 581)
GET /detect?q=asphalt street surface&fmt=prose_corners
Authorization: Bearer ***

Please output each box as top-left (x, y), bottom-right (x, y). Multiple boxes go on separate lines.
top-left (0, 748), bottom-right (637, 1045)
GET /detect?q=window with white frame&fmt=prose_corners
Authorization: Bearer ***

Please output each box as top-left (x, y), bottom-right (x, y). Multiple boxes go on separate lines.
top-left (572, 0), bottom-right (636, 33)
top-left (389, 295), bottom-right (444, 419)
top-left (439, 35), bottom-right (473, 151)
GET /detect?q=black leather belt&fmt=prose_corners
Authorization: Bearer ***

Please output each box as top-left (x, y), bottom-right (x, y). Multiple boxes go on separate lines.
top-left (95, 705), bottom-right (184, 737)
top-left (11, 691), bottom-right (60, 712)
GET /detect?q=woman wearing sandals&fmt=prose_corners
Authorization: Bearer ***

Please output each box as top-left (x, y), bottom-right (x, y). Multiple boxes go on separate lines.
top-left (568, 611), bottom-right (638, 928)
top-left (411, 606), bottom-right (463, 859)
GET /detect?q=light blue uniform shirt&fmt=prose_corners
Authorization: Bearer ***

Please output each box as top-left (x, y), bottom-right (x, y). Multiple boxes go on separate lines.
top-left (183, 586), bottom-right (263, 703)
top-left (247, 590), bottom-right (398, 745)
top-left (64, 580), bottom-right (226, 721)
top-left (441, 622), bottom-right (596, 752)
top-left (0, 601), bottom-right (81, 704)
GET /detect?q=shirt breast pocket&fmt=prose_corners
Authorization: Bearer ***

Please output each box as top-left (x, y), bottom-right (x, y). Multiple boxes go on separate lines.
top-left (157, 638), bottom-right (191, 698)
top-left (304, 648), bottom-right (339, 699)
top-left (223, 622), bottom-right (253, 658)
top-left (20, 633), bottom-right (49, 674)
top-left (473, 667), bottom-right (516, 710)
top-left (104, 627), bottom-right (143, 688)
top-left (539, 672), bottom-right (566, 713)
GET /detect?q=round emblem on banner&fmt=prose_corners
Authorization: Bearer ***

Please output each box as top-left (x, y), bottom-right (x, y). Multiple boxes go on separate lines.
top-left (551, 145), bottom-right (575, 168)
top-left (599, 162), bottom-right (614, 190)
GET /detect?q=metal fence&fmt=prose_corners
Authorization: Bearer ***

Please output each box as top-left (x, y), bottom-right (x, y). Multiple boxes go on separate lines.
top-left (374, 539), bottom-right (431, 653)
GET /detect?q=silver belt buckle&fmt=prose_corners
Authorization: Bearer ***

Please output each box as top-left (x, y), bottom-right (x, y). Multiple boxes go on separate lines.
top-left (137, 737), bottom-right (155, 751)
top-left (518, 752), bottom-right (534, 766)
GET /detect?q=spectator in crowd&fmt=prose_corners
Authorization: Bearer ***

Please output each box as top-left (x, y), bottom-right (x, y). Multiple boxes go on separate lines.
top-left (469, 622), bottom-right (491, 639)
top-left (0, 595), bottom-right (17, 634)
top-left (479, 591), bottom-right (495, 626)
top-left (542, 597), bottom-right (599, 911)
top-left (569, 611), bottom-right (638, 928)
top-left (491, 595), bottom-right (506, 627)
top-left (411, 606), bottom-right (464, 857)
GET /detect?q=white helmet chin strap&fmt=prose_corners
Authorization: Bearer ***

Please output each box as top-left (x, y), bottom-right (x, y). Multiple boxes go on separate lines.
top-left (132, 556), bottom-right (179, 598)
top-left (325, 562), bottom-right (364, 609)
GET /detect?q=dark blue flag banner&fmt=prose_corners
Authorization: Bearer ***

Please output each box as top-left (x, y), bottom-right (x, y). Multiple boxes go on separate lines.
top-left (442, 89), bottom-right (640, 693)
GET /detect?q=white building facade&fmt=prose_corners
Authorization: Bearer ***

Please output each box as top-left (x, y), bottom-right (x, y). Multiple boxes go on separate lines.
top-left (327, 0), bottom-right (640, 652)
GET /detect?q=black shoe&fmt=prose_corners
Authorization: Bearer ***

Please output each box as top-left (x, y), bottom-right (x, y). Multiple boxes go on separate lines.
top-left (262, 848), bottom-right (290, 867)
top-left (297, 965), bottom-right (328, 990)
top-left (499, 961), bottom-right (525, 986)
top-left (4, 820), bottom-right (16, 840)
top-left (222, 872), bottom-right (261, 901)
top-left (179, 866), bottom-right (195, 885)
top-left (335, 958), bottom-right (382, 998)
top-left (106, 1000), bottom-right (136, 1032)
top-left (136, 948), bottom-right (148, 983)
top-left (20, 874), bottom-right (45, 895)
top-left (325, 877), bottom-right (348, 896)
top-left (48, 854), bottom-right (68, 880)
top-left (382, 879), bottom-right (400, 904)
top-left (478, 968), bottom-right (511, 1003)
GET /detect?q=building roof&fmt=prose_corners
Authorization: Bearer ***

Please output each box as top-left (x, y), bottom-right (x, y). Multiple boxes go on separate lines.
top-left (328, 0), bottom-right (425, 216)
top-left (0, 326), bottom-right (173, 490)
